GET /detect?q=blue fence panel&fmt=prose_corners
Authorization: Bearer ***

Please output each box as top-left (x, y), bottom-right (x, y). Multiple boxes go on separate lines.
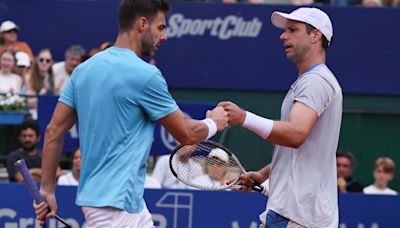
top-left (1, 183), bottom-right (399, 227)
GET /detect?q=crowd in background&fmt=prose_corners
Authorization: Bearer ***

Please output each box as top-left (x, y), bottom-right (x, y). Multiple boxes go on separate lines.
top-left (0, 20), bottom-right (113, 119)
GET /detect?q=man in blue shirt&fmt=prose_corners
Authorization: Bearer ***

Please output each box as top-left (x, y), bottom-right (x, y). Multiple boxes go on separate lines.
top-left (34, 0), bottom-right (228, 227)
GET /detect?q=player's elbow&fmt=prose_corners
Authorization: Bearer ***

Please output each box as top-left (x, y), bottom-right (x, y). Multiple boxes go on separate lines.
top-left (45, 124), bottom-right (58, 137)
top-left (45, 123), bottom-right (64, 142)
top-left (288, 141), bottom-right (303, 149)
top-left (287, 133), bottom-right (308, 149)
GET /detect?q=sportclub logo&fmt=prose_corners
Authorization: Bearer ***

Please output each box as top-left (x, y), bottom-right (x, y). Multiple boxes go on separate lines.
top-left (167, 13), bottom-right (263, 40)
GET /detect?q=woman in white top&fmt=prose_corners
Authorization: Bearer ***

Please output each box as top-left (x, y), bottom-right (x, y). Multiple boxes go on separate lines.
top-left (0, 50), bottom-right (22, 94)
top-left (191, 148), bottom-right (230, 190)
top-left (363, 157), bottom-right (397, 195)
top-left (58, 148), bottom-right (81, 186)
top-left (26, 49), bottom-right (56, 119)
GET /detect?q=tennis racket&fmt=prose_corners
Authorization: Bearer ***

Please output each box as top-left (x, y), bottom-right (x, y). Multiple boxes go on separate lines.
top-left (169, 140), bottom-right (267, 194)
top-left (14, 159), bottom-right (72, 228)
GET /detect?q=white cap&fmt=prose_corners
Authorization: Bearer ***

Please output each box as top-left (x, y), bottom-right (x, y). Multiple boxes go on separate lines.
top-left (0, 20), bottom-right (19, 32)
top-left (271, 7), bottom-right (333, 45)
top-left (15, 51), bottom-right (31, 67)
top-left (208, 148), bottom-right (229, 163)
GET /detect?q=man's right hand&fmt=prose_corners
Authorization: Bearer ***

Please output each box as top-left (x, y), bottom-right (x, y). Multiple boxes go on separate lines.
top-left (33, 191), bottom-right (58, 225)
top-left (218, 101), bottom-right (246, 126)
top-left (235, 171), bottom-right (267, 192)
top-left (206, 106), bottom-right (228, 131)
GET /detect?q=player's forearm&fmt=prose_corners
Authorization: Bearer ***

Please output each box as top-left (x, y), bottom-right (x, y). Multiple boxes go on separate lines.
top-left (160, 109), bottom-right (217, 145)
top-left (41, 124), bottom-right (64, 193)
top-left (179, 119), bottom-right (210, 144)
top-left (258, 164), bottom-right (271, 180)
top-left (242, 114), bottom-right (306, 148)
top-left (267, 121), bottom-right (308, 148)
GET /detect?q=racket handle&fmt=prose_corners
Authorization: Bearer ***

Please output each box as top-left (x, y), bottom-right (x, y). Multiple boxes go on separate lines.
top-left (253, 185), bottom-right (270, 196)
top-left (14, 159), bottom-right (73, 228)
top-left (14, 159), bottom-right (44, 203)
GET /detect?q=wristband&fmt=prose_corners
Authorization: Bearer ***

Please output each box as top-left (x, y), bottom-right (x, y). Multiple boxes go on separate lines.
top-left (201, 118), bottom-right (218, 140)
top-left (242, 111), bottom-right (273, 139)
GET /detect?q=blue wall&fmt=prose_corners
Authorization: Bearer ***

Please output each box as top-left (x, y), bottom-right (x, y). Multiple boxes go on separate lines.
top-left (1, 183), bottom-right (399, 227)
top-left (1, 1), bottom-right (400, 95)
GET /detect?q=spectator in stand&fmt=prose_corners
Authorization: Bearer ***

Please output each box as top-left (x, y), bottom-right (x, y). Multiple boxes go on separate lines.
top-left (363, 0), bottom-right (399, 6)
top-left (28, 49), bottom-right (56, 96)
top-left (363, 157), bottom-right (397, 195)
top-left (6, 120), bottom-right (42, 182)
top-left (0, 49), bottom-right (22, 94)
top-left (144, 175), bottom-right (162, 189)
top-left (58, 148), bottom-right (81, 186)
top-left (53, 45), bottom-right (85, 95)
top-left (82, 41), bottom-right (113, 62)
top-left (100, 41), bottom-right (113, 51)
top-left (14, 51), bottom-right (31, 94)
top-left (337, 150), bottom-right (363, 192)
top-left (0, 20), bottom-right (33, 59)
top-left (153, 154), bottom-right (203, 189)
top-left (190, 148), bottom-right (230, 189)
top-left (26, 49), bottom-right (56, 119)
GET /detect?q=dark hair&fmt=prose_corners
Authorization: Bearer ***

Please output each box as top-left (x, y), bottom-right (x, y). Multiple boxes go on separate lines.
top-left (305, 23), bottom-right (330, 50)
top-left (336, 149), bottom-right (356, 169)
top-left (20, 120), bottom-right (40, 136)
top-left (118, 0), bottom-right (170, 32)
top-left (71, 147), bottom-right (80, 158)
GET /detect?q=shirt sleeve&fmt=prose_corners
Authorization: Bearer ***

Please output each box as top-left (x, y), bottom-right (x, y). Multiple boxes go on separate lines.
top-left (138, 70), bottom-right (178, 121)
top-left (293, 74), bottom-right (336, 117)
top-left (58, 71), bottom-right (77, 109)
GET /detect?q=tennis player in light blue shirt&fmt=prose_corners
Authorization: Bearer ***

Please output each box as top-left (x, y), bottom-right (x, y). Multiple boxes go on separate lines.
top-left (60, 46), bottom-right (177, 212)
top-left (34, 1), bottom-right (228, 226)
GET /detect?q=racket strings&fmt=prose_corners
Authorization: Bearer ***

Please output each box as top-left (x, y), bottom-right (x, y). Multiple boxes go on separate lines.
top-left (171, 143), bottom-right (242, 190)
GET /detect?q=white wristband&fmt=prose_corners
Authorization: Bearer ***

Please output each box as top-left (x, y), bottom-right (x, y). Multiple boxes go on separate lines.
top-left (201, 118), bottom-right (218, 140)
top-left (242, 111), bottom-right (273, 139)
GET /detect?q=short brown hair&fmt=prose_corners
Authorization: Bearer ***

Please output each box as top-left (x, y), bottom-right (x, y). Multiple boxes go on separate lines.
top-left (118, 0), bottom-right (170, 32)
top-left (305, 23), bottom-right (329, 50)
top-left (375, 157), bottom-right (396, 174)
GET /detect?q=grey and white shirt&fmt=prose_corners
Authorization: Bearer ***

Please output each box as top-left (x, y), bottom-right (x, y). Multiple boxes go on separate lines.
top-left (266, 64), bottom-right (342, 228)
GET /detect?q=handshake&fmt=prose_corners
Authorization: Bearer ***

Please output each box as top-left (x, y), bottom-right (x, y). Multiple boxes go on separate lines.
top-left (207, 101), bottom-right (246, 131)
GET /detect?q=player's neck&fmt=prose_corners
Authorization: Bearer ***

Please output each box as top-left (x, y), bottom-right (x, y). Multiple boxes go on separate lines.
top-left (114, 32), bottom-right (142, 57)
top-left (297, 50), bottom-right (326, 75)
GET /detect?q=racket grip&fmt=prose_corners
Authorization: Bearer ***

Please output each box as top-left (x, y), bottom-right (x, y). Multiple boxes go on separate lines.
top-left (252, 185), bottom-right (264, 193)
top-left (253, 185), bottom-right (270, 196)
top-left (14, 159), bottom-right (44, 204)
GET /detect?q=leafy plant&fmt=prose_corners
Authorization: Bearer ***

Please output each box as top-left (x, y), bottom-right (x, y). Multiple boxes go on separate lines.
top-left (0, 93), bottom-right (26, 112)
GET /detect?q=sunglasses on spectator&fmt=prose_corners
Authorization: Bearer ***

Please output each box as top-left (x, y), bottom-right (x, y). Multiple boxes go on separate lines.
top-left (4, 29), bottom-right (18, 34)
top-left (39, 58), bottom-right (52, 63)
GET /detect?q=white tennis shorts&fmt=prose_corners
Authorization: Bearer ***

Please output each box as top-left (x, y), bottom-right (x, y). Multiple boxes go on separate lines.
top-left (81, 204), bottom-right (154, 228)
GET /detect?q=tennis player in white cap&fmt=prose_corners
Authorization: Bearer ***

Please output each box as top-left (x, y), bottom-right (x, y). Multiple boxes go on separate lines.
top-left (220, 7), bottom-right (342, 228)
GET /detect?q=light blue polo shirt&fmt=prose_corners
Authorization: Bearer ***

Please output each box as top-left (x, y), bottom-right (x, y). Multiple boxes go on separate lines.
top-left (59, 47), bottom-right (178, 212)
